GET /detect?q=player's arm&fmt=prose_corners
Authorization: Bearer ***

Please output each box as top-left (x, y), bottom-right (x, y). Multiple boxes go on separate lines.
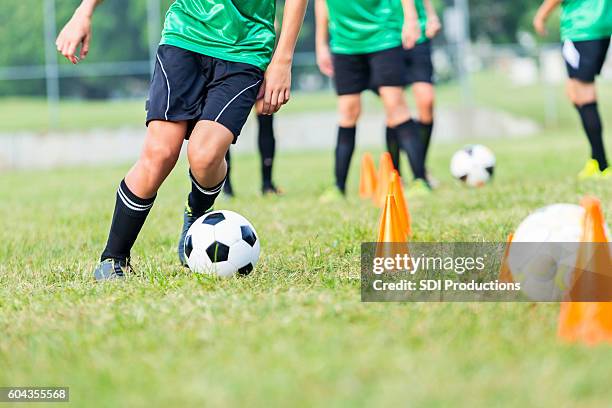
top-left (56, 0), bottom-right (104, 64)
top-left (260, 0), bottom-right (308, 115)
top-left (315, 0), bottom-right (334, 78)
top-left (400, 0), bottom-right (421, 49)
top-left (533, 0), bottom-right (562, 36)
top-left (424, 0), bottom-right (441, 39)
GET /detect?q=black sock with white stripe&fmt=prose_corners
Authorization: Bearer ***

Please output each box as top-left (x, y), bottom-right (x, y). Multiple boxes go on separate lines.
top-left (188, 170), bottom-right (225, 218)
top-left (100, 179), bottom-right (156, 262)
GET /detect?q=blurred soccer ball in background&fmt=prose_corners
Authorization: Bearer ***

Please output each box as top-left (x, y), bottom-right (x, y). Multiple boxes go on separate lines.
top-left (184, 210), bottom-right (261, 277)
top-left (450, 145), bottom-right (496, 187)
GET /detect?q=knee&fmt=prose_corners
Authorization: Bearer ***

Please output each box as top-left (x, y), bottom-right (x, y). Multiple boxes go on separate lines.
top-left (141, 141), bottom-right (179, 174)
top-left (188, 148), bottom-right (226, 175)
top-left (339, 102), bottom-right (361, 127)
top-left (384, 99), bottom-right (410, 126)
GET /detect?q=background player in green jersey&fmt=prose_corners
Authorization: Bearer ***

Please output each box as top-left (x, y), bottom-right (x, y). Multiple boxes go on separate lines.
top-left (534, 0), bottom-right (611, 179)
top-left (386, 0), bottom-right (441, 186)
top-left (56, 0), bottom-right (307, 279)
top-left (316, 0), bottom-right (430, 200)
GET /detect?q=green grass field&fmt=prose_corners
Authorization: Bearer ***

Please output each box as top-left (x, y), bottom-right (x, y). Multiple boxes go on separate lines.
top-left (1, 123), bottom-right (612, 406)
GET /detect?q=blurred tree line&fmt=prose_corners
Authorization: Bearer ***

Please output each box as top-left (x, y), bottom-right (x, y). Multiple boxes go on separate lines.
top-left (0, 0), bottom-right (557, 98)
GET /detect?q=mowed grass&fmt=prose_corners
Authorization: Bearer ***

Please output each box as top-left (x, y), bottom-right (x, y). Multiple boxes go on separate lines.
top-left (1, 127), bottom-right (612, 406)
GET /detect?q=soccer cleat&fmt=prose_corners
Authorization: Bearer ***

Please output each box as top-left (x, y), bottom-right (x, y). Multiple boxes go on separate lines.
top-left (93, 258), bottom-right (131, 281)
top-left (178, 201), bottom-right (213, 267)
top-left (601, 167), bottom-right (611, 179)
top-left (319, 186), bottom-right (345, 203)
top-left (577, 159), bottom-right (602, 180)
top-left (407, 178), bottom-right (432, 197)
top-left (178, 200), bottom-right (198, 267)
top-left (262, 184), bottom-right (284, 196)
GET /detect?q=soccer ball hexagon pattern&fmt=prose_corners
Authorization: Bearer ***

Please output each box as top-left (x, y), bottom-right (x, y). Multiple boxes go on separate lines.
top-left (184, 210), bottom-right (261, 277)
top-left (450, 144), bottom-right (496, 187)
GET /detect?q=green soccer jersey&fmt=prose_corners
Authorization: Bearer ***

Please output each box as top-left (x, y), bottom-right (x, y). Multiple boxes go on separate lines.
top-left (326, 0), bottom-right (403, 55)
top-left (561, 0), bottom-right (612, 42)
top-left (160, 0), bottom-right (276, 71)
top-left (389, 0), bottom-right (428, 46)
top-left (415, 0), bottom-right (428, 44)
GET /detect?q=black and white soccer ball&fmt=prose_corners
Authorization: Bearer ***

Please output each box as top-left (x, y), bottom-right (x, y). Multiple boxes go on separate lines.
top-left (184, 210), bottom-right (260, 277)
top-left (450, 144), bottom-right (496, 187)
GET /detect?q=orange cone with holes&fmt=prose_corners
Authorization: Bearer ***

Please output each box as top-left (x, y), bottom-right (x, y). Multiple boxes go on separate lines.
top-left (359, 153), bottom-right (377, 199)
top-left (374, 152), bottom-right (395, 207)
top-left (558, 196), bottom-right (612, 345)
top-left (389, 171), bottom-right (411, 238)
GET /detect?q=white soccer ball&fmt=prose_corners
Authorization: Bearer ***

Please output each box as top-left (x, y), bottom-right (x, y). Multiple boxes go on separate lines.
top-left (450, 144), bottom-right (496, 187)
top-left (184, 210), bottom-right (261, 277)
top-left (508, 204), bottom-right (609, 301)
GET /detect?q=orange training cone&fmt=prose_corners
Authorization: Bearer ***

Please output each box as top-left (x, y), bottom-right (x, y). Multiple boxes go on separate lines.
top-left (374, 152), bottom-right (394, 207)
top-left (389, 171), bottom-right (411, 238)
top-left (558, 196), bottom-right (612, 345)
top-left (377, 194), bottom-right (407, 243)
top-left (375, 194), bottom-right (408, 258)
top-left (359, 153), bottom-right (377, 199)
top-left (498, 233), bottom-right (515, 283)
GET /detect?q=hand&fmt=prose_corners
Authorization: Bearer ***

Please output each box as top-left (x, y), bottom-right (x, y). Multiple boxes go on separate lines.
top-left (259, 58), bottom-right (292, 115)
top-left (402, 19), bottom-right (421, 49)
top-left (425, 16), bottom-right (441, 39)
top-left (533, 15), bottom-right (547, 36)
top-left (56, 8), bottom-right (92, 64)
top-left (316, 44), bottom-right (334, 77)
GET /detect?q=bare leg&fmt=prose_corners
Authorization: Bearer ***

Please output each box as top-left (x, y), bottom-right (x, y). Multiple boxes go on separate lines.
top-left (125, 121), bottom-right (187, 198)
top-left (100, 120), bottom-right (186, 263)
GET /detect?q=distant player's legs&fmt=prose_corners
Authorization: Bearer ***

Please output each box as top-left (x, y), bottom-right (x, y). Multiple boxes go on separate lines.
top-left (335, 94), bottom-right (361, 194)
top-left (567, 79), bottom-right (608, 173)
top-left (96, 120), bottom-right (186, 279)
top-left (223, 149), bottom-right (234, 197)
top-left (255, 101), bottom-right (280, 194)
top-left (379, 86), bottom-right (427, 183)
top-left (413, 82), bottom-right (435, 161)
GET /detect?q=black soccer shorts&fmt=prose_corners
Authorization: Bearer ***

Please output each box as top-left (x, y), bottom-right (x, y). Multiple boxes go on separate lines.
top-left (403, 40), bottom-right (434, 85)
top-left (562, 37), bottom-right (611, 83)
top-left (146, 44), bottom-right (264, 141)
top-left (332, 46), bottom-right (407, 95)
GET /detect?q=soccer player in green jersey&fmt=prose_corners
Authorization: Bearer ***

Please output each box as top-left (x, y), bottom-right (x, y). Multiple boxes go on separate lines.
top-left (56, 0), bottom-right (307, 279)
top-left (386, 0), bottom-right (441, 185)
top-left (316, 0), bottom-right (431, 200)
top-left (534, 0), bottom-right (611, 179)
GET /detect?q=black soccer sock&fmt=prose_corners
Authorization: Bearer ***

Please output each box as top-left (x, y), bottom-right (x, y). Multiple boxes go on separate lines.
top-left (188, 170), bottom-right (226, 218)
top-left (223, 150), bottom-right (233, 194)
top-left (100, 179), bottom-right (156, 262)
top-left (395, 119), bottom-right (426, 180)
top-left (576, 103), bottom-right (608, 171)
top-left (257, 114), bottom-right (276, 189)
top-left (420, 121), bottom-right (434, 162)
top-left (335, 126), bottom-right (356, 193)
top-left (386, 126), bottom-right (401, 175)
